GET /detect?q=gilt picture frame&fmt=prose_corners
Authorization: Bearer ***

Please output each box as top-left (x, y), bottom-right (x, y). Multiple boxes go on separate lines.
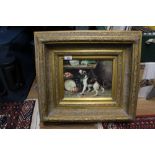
top-left (34, 31), bottom-right (142, 122)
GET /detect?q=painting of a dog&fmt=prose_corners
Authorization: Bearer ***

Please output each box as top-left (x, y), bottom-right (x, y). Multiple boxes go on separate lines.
top-left (63, 60), bottom-right (112, 98)
top-left (79, 69), bottom-right (105, 96)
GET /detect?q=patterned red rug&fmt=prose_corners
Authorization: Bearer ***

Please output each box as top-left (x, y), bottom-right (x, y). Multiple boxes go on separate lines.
top-left (0, 100), bottom-right (35, 129)
top-left (102, 115), bottom-right (155, 129)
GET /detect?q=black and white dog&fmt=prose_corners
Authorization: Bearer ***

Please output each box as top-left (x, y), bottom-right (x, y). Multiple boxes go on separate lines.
top-left (79, 69), bottom-right (105, 96)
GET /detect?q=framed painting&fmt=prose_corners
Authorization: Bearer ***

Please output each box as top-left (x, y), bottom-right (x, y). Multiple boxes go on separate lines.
top-left (34, 31), bottom-right (142, 122)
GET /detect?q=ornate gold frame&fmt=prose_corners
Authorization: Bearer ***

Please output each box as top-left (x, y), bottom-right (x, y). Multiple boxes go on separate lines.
top-left (34, 31), bottom-right (142, 122)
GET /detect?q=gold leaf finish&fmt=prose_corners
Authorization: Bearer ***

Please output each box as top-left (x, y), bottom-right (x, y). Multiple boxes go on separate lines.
top-left (34, 31), bottom-right (142, 122)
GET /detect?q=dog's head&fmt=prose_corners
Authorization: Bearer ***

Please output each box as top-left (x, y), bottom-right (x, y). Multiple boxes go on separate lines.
top-left (79, 69), bottom-right (86, 75)
top-left (79, 70), bottom-right (88, 80)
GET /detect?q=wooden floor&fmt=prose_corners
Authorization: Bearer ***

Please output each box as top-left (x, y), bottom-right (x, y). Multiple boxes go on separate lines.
top-left (28, 79), bottom-right (155, 129)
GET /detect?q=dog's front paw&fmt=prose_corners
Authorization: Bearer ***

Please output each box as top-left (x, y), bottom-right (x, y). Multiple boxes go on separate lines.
top-left (79, 92), bottom-right (84, 95)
